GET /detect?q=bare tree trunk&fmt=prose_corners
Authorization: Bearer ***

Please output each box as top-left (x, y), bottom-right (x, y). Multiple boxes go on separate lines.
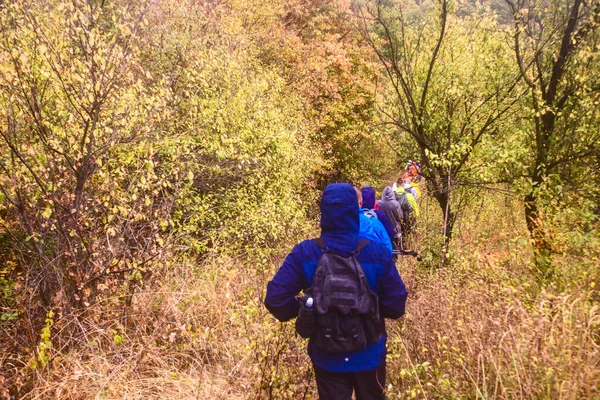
top-left (428, 168), bottom-right (456, 241)
top-left (433, 187), bottom-right (455, 241)
top-left (525, 115), bottom-right (553, 273)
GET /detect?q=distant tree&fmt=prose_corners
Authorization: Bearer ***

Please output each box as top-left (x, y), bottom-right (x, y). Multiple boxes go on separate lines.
top-left (504, 0), bottom-right (600, 262)
top-left (228, 0), bottom-right (394, 185)
top-left (353, 0), bottom-right (521, 247)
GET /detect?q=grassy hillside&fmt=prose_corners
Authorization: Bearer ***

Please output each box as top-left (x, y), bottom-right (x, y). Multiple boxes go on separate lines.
top-left (10, 189), bottom-right (596, 399)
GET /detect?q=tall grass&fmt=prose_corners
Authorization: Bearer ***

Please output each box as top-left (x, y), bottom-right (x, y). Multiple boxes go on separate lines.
top-left (18, 189), bottom-right (600, 399)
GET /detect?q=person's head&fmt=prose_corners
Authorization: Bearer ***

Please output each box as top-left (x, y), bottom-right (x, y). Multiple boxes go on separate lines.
top-left (320, 183), bottom-right (359, 235)
top-left (361, 185), bottom-right (377, 209)
top-left (382, 186), bottom-right (395, 200)
top-left (354, 187), bottom-right (363, 208)
top-left (396, 177), bottom-right (403, 185)
top-left (408, 163), bottom-right (419, 178)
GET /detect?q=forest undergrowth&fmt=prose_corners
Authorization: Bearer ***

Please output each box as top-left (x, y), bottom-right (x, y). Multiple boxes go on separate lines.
top-left (1, 0), bottom-right (599, 398)
top-left (16, 191), bottom-right (600, 400)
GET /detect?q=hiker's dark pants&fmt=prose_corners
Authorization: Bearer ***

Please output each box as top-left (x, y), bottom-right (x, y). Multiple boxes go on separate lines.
top-left (314, 362), bottom-right (386, 400)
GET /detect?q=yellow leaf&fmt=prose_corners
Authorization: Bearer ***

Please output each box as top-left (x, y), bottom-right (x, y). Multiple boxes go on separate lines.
top-left (42, 206), bottom-right (52, 219)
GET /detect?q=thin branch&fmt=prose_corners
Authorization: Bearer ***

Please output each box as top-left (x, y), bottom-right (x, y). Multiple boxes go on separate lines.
top-left (420, 0), bottom-right (448, 116)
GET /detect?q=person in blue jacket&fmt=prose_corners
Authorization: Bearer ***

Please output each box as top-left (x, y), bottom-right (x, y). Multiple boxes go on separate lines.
top-left (264, 183), bottom-right (408, 400)
top-left (361, 185), bottom-right (395, 243)
top-left (356, 187), bottom-right (393, 255)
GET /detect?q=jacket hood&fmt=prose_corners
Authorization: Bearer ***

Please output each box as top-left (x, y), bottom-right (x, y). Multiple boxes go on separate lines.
top-left (382, 186), bottom-right (396, 201)
top-left (361, 185), bottom-right (377, 209)
top-left (320, 183), bottom-right (359, 252)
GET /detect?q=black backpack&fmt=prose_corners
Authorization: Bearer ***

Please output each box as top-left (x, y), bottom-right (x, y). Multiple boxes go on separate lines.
top-left (295, 238), bottom-right (384, 354)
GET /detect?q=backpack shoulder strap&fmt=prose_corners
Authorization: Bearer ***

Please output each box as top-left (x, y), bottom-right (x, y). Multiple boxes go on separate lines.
top-left (363, 209), bottom-right (377, 219)
top-left (313, 237), bottom-right (329, 252)
top-left (313, 238), bottom-right (368, 255)
top-left (353, 238), bottom-right (370, 255)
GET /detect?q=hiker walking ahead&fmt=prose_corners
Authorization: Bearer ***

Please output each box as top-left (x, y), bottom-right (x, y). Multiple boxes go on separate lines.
top-left (356, 187), bottom-right (393, 255)
top-left (379, 186), bottom-right (403, 250)
top-left (264, 183), bottom-right (408, 400)
top-left (361, 185), bottom-right (395, 243)
top-left (395, 178), bottom-right (419, 237)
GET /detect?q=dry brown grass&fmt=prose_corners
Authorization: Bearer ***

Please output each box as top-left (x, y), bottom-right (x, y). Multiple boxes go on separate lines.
top-left (19, 255), bottom-right (256, 399)
top-left (387, 257), bottom-right (600, 399)
top-left (384, 192), bottom-right (600, 399)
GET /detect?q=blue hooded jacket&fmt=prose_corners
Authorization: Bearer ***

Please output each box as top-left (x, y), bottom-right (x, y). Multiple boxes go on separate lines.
top-left (359, 211), bottom-right (393, 255)
top-left (264, 183), bottom-right (408, 372)
top-left (361, 185), bottom-right (396, 241)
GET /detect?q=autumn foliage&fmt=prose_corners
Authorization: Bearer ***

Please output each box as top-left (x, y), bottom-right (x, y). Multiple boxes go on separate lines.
top-left (0, 0), bottom-right (599, 398)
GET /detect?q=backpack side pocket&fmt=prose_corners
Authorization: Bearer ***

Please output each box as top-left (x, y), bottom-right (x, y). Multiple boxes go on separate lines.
top-left (364, 291), bottom-right (384, 344)
top-left (295, 294), bottom-right (317, 338)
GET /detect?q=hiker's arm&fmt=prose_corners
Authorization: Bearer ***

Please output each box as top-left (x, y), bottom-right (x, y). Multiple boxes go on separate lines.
top-left (396, 205), bottom-right (404, 221)
top-left (374, 221), bottom-right (393, 255)
top-left (377, 211), bottom-right (396, 243)
top-left (378, 256), bottom-right (408, 319)
top-left (264, 244), bottom-right (308, 322)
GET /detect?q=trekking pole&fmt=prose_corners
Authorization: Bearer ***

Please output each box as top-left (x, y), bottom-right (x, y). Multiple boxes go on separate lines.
top-left (392, 249), bottom-right (422, 261)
